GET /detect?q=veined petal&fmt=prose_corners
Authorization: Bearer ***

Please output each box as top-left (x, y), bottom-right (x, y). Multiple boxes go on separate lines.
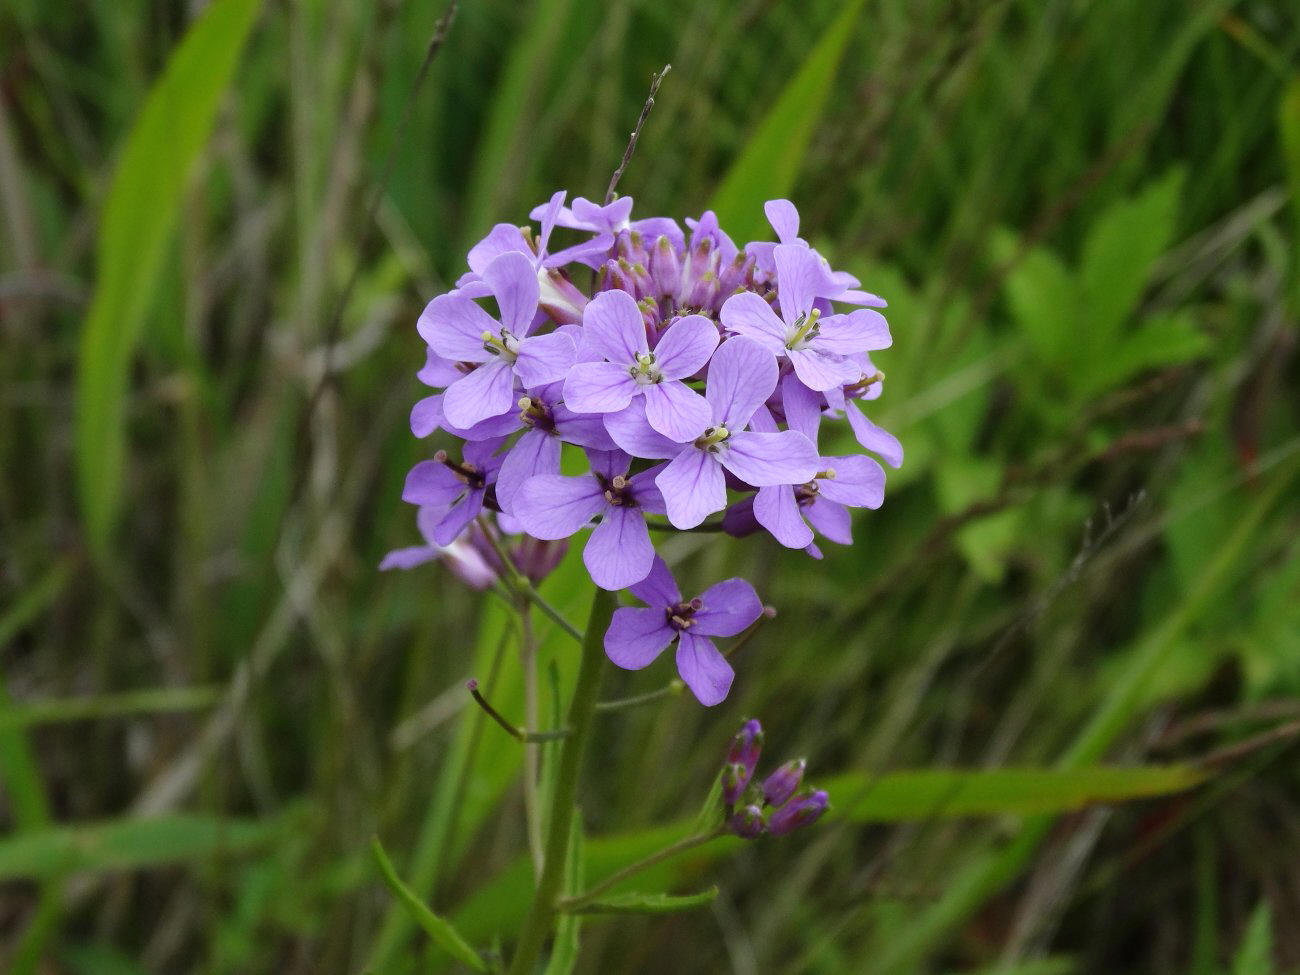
top-left (552, 407), bottom-right (619, 450)
top-left (564, 361), bottom-right (638, 414)
top-left (432, 491), bottom-right (484, 546)
top-left (402, 460), bottom-right (464, 508)
top-left (787, 346), bottom-right (861, 392)
top-left (409, 394), bottom-right (444, 438)
top-left (442, 359), bottom-right (516, 429)
top-left (495, 428), bottom-right (561, 514)
top-left (630, 555), bottom-right (681, 607)
top-left (817, 454), bottom-right (885, 509)
top-left (627, 465), bottom-right (667, 515)
top-left (532, 189), bottom-right (566, 256)
top-left (804, 497), bottom-right (853, 544)
top-left (604, 607), bottom-right (675, 670)
top-left (417, 348), bottom-right (462, 388)
top-left (586, 448), bottom-right (632, 481)
top-left (421, 293), bottom-right (497, 362)
top-left (675, 632), bottom-right (734, 706)
top-left (753, 483), bottom-right (814, 549)
top-left (845, 403), bottom-right (904, 468)
top-left (604, 400), bottom-right (683, 459)
top-left (642, 381), bottom-right (713, 442)
top-left (514, 330), bottom-right (576, 387)
top-left (720, 430), bottom-right (819, 487)
top-left (764, 198), bottom-right (801, 243)
top-left (656, 448), bottom-right (727, 529)
top-left (585, 506), bottom-right (655, 591)
top-left (719, 292), bottom-right (786, 353)
top-left (705, 336), bottom-right (778, 429)
top-left (693, 577), bottom-right (763, 637)
top-left (781, 372), bottom-right (823, 442)
top-left (653, 314), bottom-right (718, 379)
top-left (467, 223), bottom-right (528, 276)
top-left (514, 474), bottom-right (605, 539)
top-left (582, 289), bottom-right (648, 363)
top-left (814, 308), bottom-right (892, 354)
top-left (773, 243), bottom-right (827, 324)
top-left (482, 251), bottom-right (540, 336)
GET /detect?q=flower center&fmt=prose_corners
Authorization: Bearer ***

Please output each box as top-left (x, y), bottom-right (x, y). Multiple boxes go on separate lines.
top-left (517, 396), bottom-right (556, 433)
top-left (693, 425), bottom-right (730, 453)
top-left (785, 308), bottom-right (821, 351)
top-left (481, 328), bottom-right (521, 362)
top-left (666, 597), bottom-right (704, 631)
top-left (434, 449), bottom-right (485, 489)
top-left (598, 473), bottom-right (637, 508)
top-left (628, 350), bottom-right (663, 386)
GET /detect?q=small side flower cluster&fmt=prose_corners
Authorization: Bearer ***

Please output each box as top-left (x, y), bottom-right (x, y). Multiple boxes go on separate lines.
top-left (721, 719), bottom-right (827, 838)
top-left (387, 192), bottom-right (901, 706)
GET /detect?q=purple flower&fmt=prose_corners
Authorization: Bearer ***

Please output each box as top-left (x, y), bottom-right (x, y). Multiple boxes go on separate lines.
top-left (401, 438), bottom-right (506, 545)
top-left (419, 251), bottom-right (576, 428)
top-left (379, 506), bottom-right (497, 588)
top-left (767, 789), bottom-right (828, 836)
top-left (606, 336), bottom-right (820, 529)
top-left (564, 290), bottom-right (717, 440)
top-left (762, 759), bottom-right (806, 808)
top-left (720, 245), bottom-right (891, 392)
top-left (823, 382), bottom-right (904, 469)
top-left (603, 556), bottom-right (762, 706)
top-left (513, 449), bottom-right (666, 591)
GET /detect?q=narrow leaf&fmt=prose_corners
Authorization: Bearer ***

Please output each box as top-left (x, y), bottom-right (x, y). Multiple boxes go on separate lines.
top-left (568, 886), bottom-right (719, 916)
top-left (1232, 900), bottom-right (1275, 975)
top-left (543, 817), bottom-right (586, 975)
top-left (708, 0), bottom-right (866, 242)
top-left (370, 836), bottom-right (487, 973)
top-left (75, 0), bottom-right (261, 558)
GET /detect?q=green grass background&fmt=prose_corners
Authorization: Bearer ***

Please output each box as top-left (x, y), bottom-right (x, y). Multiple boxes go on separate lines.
top-left (3, 0), bottom-right (1300, 971)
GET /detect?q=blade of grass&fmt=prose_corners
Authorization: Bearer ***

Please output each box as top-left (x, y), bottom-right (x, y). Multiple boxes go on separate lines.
top-left (75, 0), bottom-right (261, 559)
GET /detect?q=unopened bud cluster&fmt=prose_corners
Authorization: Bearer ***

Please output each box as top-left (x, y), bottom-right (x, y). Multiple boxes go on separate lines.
top-left (720, 719), bottom-right (827, 839)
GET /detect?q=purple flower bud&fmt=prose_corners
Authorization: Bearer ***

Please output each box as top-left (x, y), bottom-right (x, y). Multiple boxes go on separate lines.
top-left (767, 789), bottom-right (828, 836)
top-left (725, 718), bottom-right (763, 772)
top-left (762, 758), bottom-right (806, 808)
top-left (509, 535), bottom-right (568, 587)
top-left (721, 762), bottom-right (749, 805)
top-left (728, 804), bottom-right (766, 839)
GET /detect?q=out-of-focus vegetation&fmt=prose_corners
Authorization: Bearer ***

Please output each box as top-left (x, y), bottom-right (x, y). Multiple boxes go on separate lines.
top-left (3, 0), bottom-right (1300, 971)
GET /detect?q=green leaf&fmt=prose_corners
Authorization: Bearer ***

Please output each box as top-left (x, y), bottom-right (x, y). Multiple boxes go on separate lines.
top-left (369, 836), bottom-right (487, 973)
top-left (0, 814), bottom-right (285, 881)
top-left (543, 817), bottom-right (587, 975)
top-left (826, 764), bottom-right (1206, 822)
top-left (708, 0), bottom-right (866, 242)
top-left (1078, 168), bottom-right (1185, 347)
top-left (75, 0), bottom-right (261, 559)
top-left (1232, 900), bottom-right (1275, 975)
top-left (1080, 312), bottom-right (1210, 396)
top-left (995, 228), bottom-right (1079, 370)
top-left (567, 886), bottom-right (719, 916)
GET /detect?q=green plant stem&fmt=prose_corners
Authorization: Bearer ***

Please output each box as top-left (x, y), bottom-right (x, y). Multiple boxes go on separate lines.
top-left (519, 601), bottom-right (544, 879)
top-left (557, 827), bottom-right (724, 913)
top-left (476, 518), bottom-right (583, 644)
top-left (507, 587), bottom-right (615, 975)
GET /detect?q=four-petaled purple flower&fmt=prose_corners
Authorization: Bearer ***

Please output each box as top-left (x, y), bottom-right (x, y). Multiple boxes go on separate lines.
top-left (514, 449), bottom-right (666, 591)
top-left (604, 557), bottom-right (762, 706)
top-left (401, 437), bottom-right (505, 546)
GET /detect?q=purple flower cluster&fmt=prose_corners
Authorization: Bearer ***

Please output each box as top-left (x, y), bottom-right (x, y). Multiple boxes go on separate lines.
top-left (721, 719), bottom-right (828, 838)
top-left (389, 193), bottom-right (900, 705)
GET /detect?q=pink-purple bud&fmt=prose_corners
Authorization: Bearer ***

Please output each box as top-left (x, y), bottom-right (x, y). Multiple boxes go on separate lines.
top-left (725, 718), bottom-right (763, 782)
top-left (762, 758), bottom-right (806, 808)
top-left (509, 535), bottom-right (568, 587)
top-left (767, 789), bottom-right (828, 836)
top-left (728, 804), bottom-right (766, 839)
top-left (721, 762), bottom-right (748, 805)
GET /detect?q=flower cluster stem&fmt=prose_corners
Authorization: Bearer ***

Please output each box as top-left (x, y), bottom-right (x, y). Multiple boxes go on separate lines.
top-left (557, 827), bottom-right (724, 913)
top-left (507, 587), bottom-right (616, 975)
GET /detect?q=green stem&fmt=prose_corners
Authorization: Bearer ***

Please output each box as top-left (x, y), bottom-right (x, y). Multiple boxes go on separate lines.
top-left (558, 828), bottom-right (724, 913)
top-left (507, 588), bottom-right (616, 975)
top-left (477, 518), bottom-right (583, 644)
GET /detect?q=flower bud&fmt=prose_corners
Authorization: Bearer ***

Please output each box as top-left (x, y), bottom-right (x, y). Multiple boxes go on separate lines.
top-left (762, 758), bottom-right (806, 808)
top-left (767, 789), bottom-right (828, 836)
top-left (721, 762), bottom-right (748, 805)
top-left (510, 535), bottom-right (568, 587)
top-left (728, 804), bottom-right (766, 839)
top-left (724, 719), bottom-right (762, 784)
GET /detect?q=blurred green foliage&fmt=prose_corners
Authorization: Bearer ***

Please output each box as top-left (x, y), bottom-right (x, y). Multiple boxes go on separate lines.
top-left (2, 0), bottom-right (1300, 972)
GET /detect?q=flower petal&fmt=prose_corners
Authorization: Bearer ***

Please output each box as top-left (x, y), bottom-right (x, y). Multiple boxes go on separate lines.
top-left (586, 448), bottom-right (632, 481)
top-left (787, 347), bottom-right (861, 392)
top-left (781, 372), bottom-right (822, 442)
top-left (467, 224), bottom-right (528, 276)
top-left (817, 454), bottom-right (885, 508)
top-left (514, 474), bottom-right (605, 539)
top-left (604, 399), bottom-right (683, 459)
top-left (753, 483), bottom-right (814, 549)
top-left (410, 394), bottom-right (444, 438)
top-left (845, 403), bottom-right (904, 468)
top-left (495, 428), bottom-right (561, 514)
top-left (402, 460), bottom-right (464, 507)
top-left (481, 250), bottom-right (540, 335)
top-left (803, 497), bottom-right (853, 544)
top-left (692, 577), bottom-right (763, 637)
top-left (443, 359), bottom-right (516, 429)
top-left (675, 632), bottom-right (734, 706)
top-left (656, 448), bottom-right (726, 529)
top-left (379, 545), bottom-right (440, 571)
top-left (705, 336), bottom-right (778, 429)
top-left (764, 198), bottom-right (801, 243)
top-left (642, 381), bottom-right (713, 442)
top-left (416, 348), bottom-right (464, 388)
top-left (432, 491), bottom-right (484, 546)
top-left (720, 430), bottom-right (819, 487)
top-left (719, 292), bottom-right (786, 353)
top-left (584, 505), bottom-right (655, 590)
top-left (514, 330), bottom-right (576, 387)
top-left (552, 407), bottom-right (620, 450)
top-left (582, 289), bottom-right (648, 363)
top-left (604, 607), bottom-right (675, 670)
top-left (630, 554), bottom-right (681, 606)
top-left (773, 243), bottom-right (827, 323)
top-left (814, 308), bottom-right (892, 354)
top-left (420, 293), bottom-right (496, 362)
top-left (627, 465), bottom-right (667, 515)
top-left (564, 361), bottom-right (638, 414)
top-left (653, 314), bottom-right (719, 379)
